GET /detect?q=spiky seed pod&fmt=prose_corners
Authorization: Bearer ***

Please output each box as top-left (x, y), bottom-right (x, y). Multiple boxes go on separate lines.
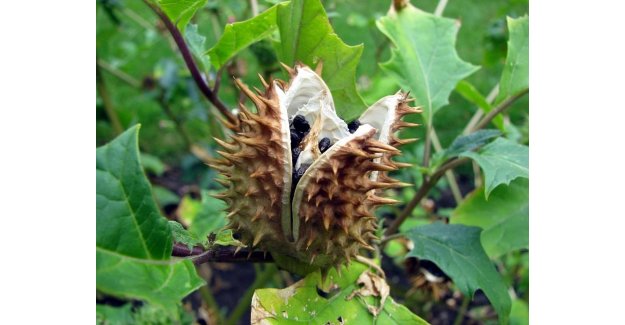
top-left (212, 63), bottom-right (421, 273)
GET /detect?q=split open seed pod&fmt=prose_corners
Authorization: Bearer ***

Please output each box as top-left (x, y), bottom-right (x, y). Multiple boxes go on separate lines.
top-left (210, 63), bottom-right (421, 273)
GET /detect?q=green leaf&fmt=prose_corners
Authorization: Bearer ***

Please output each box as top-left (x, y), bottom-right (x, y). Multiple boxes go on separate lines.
top-left (174, 191), bottom-right (237, 248)
top-left (185, 24), bottom-right (211, 71)
top-left (496, 16), bottom-right (529, 104)
top-left (178, 191), bottom-right (227, 241)
top-left (96, 304), bottom-right (134, 324)
top-left (152, 186), bottom-right (180, 207)
top-left (97, 126), bottom-right (204, 311)
top-left (452, 178), bottom-right (528, 258)
top-left (96, 303), bottom-right (195, 324)
top-left (406, 223), bottom-right (511, 323)
top-left (455, 80), bottom-right (492, 112)
top-left (377, 4), bottom-right (479, 125)
top-left (158, 0), bottom-right (207, 32)
top-left (276, 0), bottom-right (366, 120)
top-left (140, 153), bottom-right (166, 176)
top-left (207, 3), bottom-right (283, 69)
top-left (169, 220), bottom-right (207, 250)
top-left (509, 299), bottom-right (529, 325)
top-left (441, 129), bottom-right (501, 160)
top-left (97, 125), bottom-right (171, 260)
top-left (460, 137), bottom-right (528, 198)
top-left (253, 263), bottom-right (428, 324)
top-left (455, 80), bottom-right (503, 130)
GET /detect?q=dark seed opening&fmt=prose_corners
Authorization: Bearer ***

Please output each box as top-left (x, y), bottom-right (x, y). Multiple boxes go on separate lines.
top-left (347, 119), bottom-right (360, 133)
top-left (318, 137), bottom-right (331, 153)
top-left (292, 115), bottom-right (310, 133)
top-left (290, 130), bottom-right (301, 147)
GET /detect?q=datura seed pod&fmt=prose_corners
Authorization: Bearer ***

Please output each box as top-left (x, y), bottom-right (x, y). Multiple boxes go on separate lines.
top-left (210, 63), bottom-right (421, 273)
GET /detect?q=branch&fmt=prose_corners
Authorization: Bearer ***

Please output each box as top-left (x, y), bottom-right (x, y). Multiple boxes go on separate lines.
top-left (385, 157), bottom-right (469, 236)
top-left (471, 88), bottom-right (529, 132)
top-left (144, 1), bottom-right (238, 126)
top-left (172, 243), bottom-right (274, 264)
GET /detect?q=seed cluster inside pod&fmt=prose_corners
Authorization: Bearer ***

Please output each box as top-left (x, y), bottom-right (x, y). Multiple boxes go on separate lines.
top-left (211, 63), bottom-right (421, 271)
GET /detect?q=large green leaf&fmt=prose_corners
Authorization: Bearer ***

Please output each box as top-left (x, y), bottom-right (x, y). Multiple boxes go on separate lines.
top-left (96, 126), bottom-right (204, 311)
top-left (97, 125), bottom-right (171, 260)
top-left (496, 16), bottom-right (529, 104)
top-left (406, 223), bottom-right (511, 323)
top-left (452, 178), bottom-right (528, 258)
top-left (252, 263), bottom-right (428, 324)
top-left (96, 250), bottom-right (204, 313)
top-left (207, 3), bottom-right (285, 69)
top-left (377, 4), bottom-right (479, 125)
top-left (96, 303), bottom-right (195, 324)
top-left (509, 299), bottom-right (529, 325)
top-left (276, 0), bottom-right (366, 120)
top-left (460, 137), bottom-right (528, 198)
top-left (434, 129), bottom-right (501, 165)
top-left (157, 0), bottom-right (207, 32)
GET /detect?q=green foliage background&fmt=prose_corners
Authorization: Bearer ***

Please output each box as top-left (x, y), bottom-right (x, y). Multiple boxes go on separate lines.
top-left (96, 0), bottom-right (528, 324)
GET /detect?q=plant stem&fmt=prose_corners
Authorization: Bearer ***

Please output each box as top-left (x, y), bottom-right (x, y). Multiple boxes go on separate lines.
top-left (462, 85), bottom-right (498, 135)
top-left (379, 233), bottom-right (406, 245)
top-left (471, 89), bottom-right (529, 132)
top-left (199, 285), bottom-right (223, 323)
top-left (452, 294), bottom-right (471, 325)
top-left (144, 0), bottom-right (238, 125)
top-left (181, 245), bottom-right (274, 264)
top-left (434, 0), bottom-right (450, 16)
top-left (225, 264), bottom-right (278, 325)
top-left (431, 128), bottom-right (463, 204)
top-left (249, 0), bottom-right (259, 17)
top-left (386, 157), bottom-right (469, 236)
top-left (97, 59), bottom-right (141, 88)
top-left (422, 123), bottom-right (433, 168)
top-left (96, 64), bottom-right (123, 135)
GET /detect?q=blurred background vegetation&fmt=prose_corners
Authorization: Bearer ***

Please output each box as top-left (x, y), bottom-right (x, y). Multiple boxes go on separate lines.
top-left (96, 0), bottom-right (528, 324)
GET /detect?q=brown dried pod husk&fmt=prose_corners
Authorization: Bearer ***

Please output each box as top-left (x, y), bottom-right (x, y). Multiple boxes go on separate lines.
top-left (211, 63), bottom-right (421, 274)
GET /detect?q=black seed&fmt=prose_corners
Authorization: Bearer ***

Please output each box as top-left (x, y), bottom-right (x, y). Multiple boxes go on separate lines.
top-left (297, 129), bottom-right (308, 139)
top-left (294, 166), bottom-right (307, 180)
top-left (292, 115), bottom-right (310, 133)
top-left (318, 137), bottom-right (331, 153)
top-left (290, 130), bottom-right (301, 147)
top-left (291, 147), bottom-right (301, 163)
top-left (347, 119), bottom-right (360, 133)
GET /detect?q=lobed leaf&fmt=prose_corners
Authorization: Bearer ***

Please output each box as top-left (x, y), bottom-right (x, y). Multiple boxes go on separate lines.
top-left (377, 4), bottom-right (479, 125)
top-left (405, 223), bottom-right (511, 323)
top-left (207, 3), bottom-right (285, 69)
top-left (252, 263), bottom-right (428, 324)
top-left (276, 0), bottom-right (366, 120)
top-left (438, 129), bottom-right (501, 162)
top-left (460, 137), bottom-right (528, 198)
top-left (452, 178), bottom-right (529, 258)
top-left (496, 16), bottom-right (529, 104)
top-left (185, 24), bottom-right (211, 71)
top-left (157, 0), bottom-right (207, 32)
top-left (96, 126), bottom-right (204, 311)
